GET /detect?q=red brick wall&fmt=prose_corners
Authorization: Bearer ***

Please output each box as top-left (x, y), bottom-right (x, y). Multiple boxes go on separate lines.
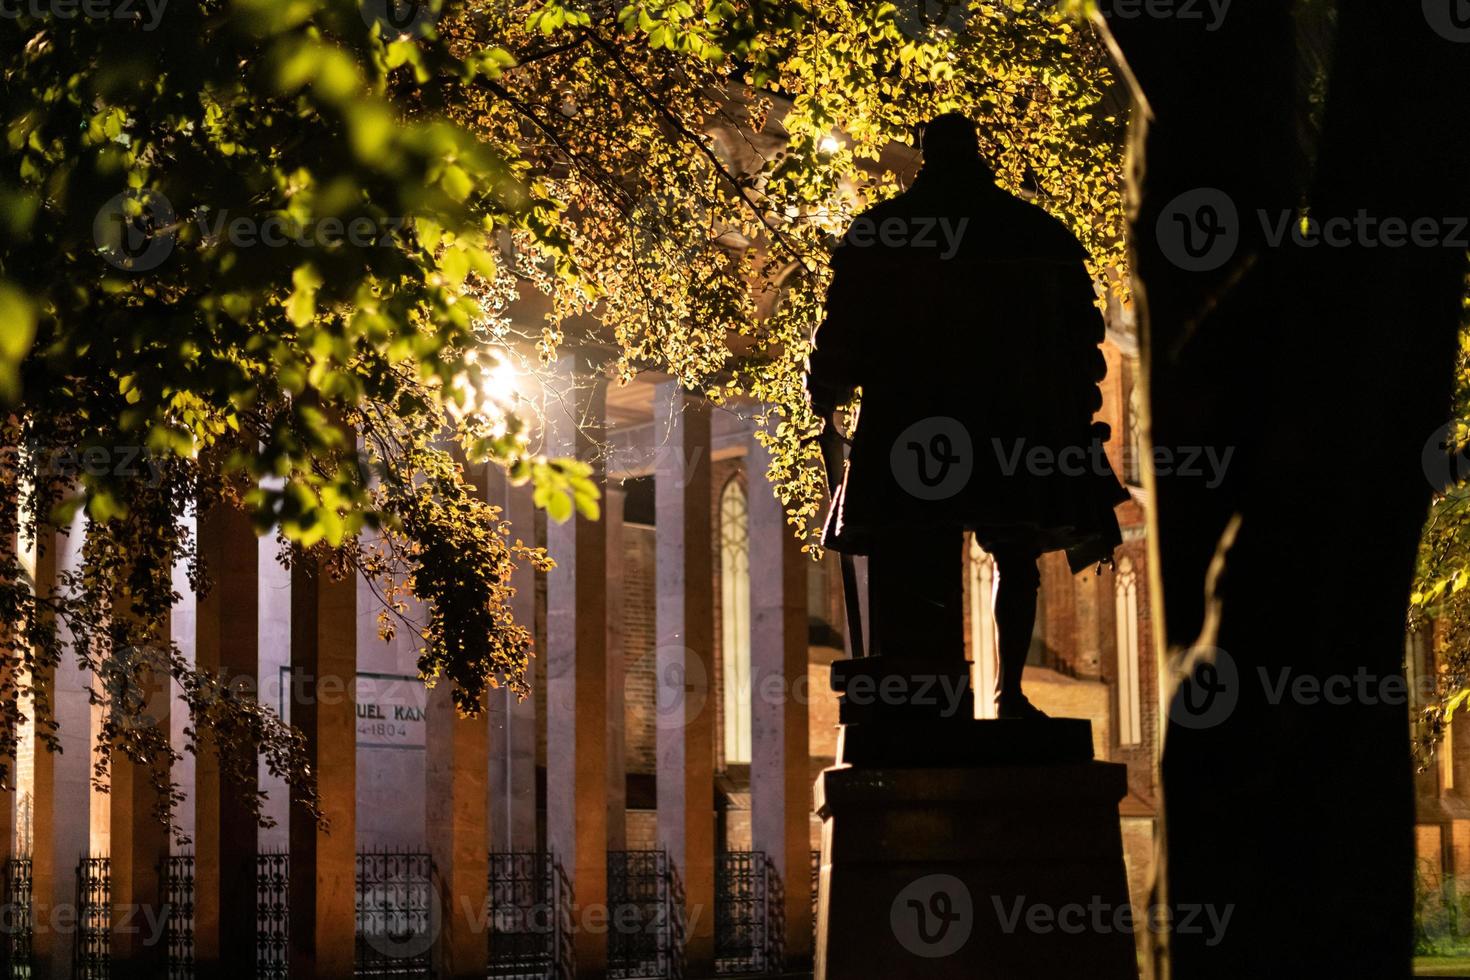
top-left (1108, 527), bottom-right (1159, 807)
top-left (620, 453), bottom-right (743, 778)
top-left (623, 522), bottom-right (658, 776)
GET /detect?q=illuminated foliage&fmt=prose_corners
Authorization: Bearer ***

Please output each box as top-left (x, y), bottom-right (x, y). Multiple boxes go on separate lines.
top-left (1410, 313), bottom-right (1470, 765)
top-left (450, 0), bottom-right (1125, 542)
top-left (0, 0), bottom-right (1123, 825)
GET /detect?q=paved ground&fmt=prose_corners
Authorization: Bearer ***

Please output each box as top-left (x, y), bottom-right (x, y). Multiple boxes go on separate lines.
top-left (1416, 956), bottom-right (1470, 977)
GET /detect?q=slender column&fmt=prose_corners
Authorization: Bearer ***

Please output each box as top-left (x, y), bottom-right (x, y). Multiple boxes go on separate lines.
top-left (654, 383), bottom-right (715, 974)
top-left (257, 530), bottom-right (293, 844)
top-left (288, 551), bottom-right (357, 979)
top-left (486, 471), bottom-right (538, 852)
top-left (605, 486), bottom-right (627, 849)
top-left (427, 680), bottom-right (489, 978)
top-left (0, 508), bottom-right (17, 876)
top-left (107, 605), bottom-right (171, 978)
top-left (544, 351), bottom-right (608, 977)
top-left (425, 449), bottom-right (490, 979)
top-left (193, 502), bottom-right (260, 978)
top-left (747, 434), bottom-right (812, 965)
top-left (32, 517), bottom-right (93, 980)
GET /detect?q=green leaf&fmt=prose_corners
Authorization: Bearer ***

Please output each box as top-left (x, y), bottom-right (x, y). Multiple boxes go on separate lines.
top-left (86, 487), bottom-right (126, 523)
top-left (440, 246), bottom-right (470, 286)
top-left (0, 283), bottom-right (36, 401)
top-left (286, 264), bottom-right (324, 328)
top-left (0, 283), bottom-right (35, 359)
top-left (441, 165), bottom-right (474, 203)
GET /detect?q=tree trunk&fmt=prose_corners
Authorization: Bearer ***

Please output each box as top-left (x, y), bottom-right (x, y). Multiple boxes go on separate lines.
top-left (1101, 3), bottom-right (1470, 976)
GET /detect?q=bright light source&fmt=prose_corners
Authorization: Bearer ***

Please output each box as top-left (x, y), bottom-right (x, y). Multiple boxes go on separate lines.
top-left (819, 135), bottom-right (842, 154)
top-left (480, 358), bottom-right (521, 408)
top-left (448, 353), bottom-right (525, 424)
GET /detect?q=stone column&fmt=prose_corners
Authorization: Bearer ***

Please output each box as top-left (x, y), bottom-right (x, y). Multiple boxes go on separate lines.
top-left (107, 604), bottom-right (171, 979)
top-left (422, 450), bottom-right (491, 977)
top-left (193, 502), bottom-right (260, 979)
top-left (605, 485), bottom-right (627, 850)
top-left (427, 680), bottom-right (489, 978)
top-left (31, 517), bottom-right (95, 980)
top-left (486, 471), bottom-right (538, 853)
top-left (0, 512), bottom-right (17, 877)
top-left (653, 383), bottom-right (714, 975)
top-left (288, 552), bottom-right (357, 979)
top-left (544, 351), bottom-right (608, 977)
top-left (257, 531), bottom-right (293, 844)
top-left (747, 434), bottom-right (812, 966)
top-left (0, 509), bottom-right (18, 972)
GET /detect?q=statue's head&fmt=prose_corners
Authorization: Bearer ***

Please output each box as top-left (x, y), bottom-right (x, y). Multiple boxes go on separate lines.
top-left (920, 113), bottom-right (994, 179)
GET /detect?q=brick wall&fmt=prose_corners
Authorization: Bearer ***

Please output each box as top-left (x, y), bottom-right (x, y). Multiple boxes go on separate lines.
top-left (1108, 528), bottom-right (1159, 806)
top-left (623, 522), bottom-right (658, 775)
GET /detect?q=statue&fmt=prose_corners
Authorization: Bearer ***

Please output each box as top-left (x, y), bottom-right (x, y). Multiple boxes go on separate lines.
top-left (807, 112), bottom-right (1128, 721)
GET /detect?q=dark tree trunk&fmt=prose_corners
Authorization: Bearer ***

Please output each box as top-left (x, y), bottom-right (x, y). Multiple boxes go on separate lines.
top-left (1101, 3), bottom-right (1470, 976)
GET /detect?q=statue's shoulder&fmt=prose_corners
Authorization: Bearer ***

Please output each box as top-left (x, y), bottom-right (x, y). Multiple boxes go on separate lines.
top-left (997, 196), bottom-right (1089, 264)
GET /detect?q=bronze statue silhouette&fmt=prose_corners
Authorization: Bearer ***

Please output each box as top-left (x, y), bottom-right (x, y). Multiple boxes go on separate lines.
top-left (808, 113), bottom-right (1127, 721)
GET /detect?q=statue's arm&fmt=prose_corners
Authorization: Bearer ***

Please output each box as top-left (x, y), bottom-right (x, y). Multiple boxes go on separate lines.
top-left (806, 248), bottom-right (865, 417)
top-left (1060, 261), bottom-right (1109, 433)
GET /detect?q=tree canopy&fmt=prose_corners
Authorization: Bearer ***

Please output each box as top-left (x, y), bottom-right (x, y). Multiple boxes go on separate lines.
top-left (0, 0), bottom-right (1125, 825)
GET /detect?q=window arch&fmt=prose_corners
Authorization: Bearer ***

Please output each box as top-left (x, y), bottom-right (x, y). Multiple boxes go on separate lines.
top-left (967, 537), bottom-right (999, 719)
top-left (1115, 557), bottom-right (1142, 746)
top-left (1126, 381), bottom-right (1144, 487)
top-left (720, 478), bottom-right (751, 764)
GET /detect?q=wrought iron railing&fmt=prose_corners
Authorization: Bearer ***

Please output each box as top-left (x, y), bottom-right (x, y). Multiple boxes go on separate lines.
top-left (712, 852), bottom-right (788, 976)
top-left (2, 855), bottom-right (33, 979)
top-left (354, 849), bottom-right (433, 979)
top-left (713, 852), bottom-right (766, 975)
top-left (487, 851), bottom-right (573, 979)
top-left (811, 850), bottom-right (821, 953)
top-left (764, 857), bottom-right (785, 972)
top-left (163, 853), bottom-right (195, 980)
top-left (255, 851), bottom-right (290, 980)
top-left (32, 853), bottom-right (191, 979)
top-left (667, 861), bottom-right (686, 980)
top-left (74, 855), bottom-right (110, 980)
top-left (607, 850), bottom-right (677, 979)
top-left (50, 847), bottom-right (448, 979)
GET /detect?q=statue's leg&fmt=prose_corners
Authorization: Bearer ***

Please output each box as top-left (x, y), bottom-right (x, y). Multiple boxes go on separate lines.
top-left (991, 544), bottom-right (1040, 708)
top-left (867, 527), bottom-right (963, 662)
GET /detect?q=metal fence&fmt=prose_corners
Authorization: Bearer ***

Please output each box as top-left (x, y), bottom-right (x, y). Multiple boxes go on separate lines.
top-left (713, 852), bottom-right (766, 975)
top-left (810, 850), bottom-right (820, 955)
top-left (713, 852), bottom-right (787, 976)
top-left (606, 850), bottom-right (680, 980)
top-left (487, 851), bottom-right (573, 979)
top-left (255, 851), bottom-right (290, 980)
top-left (3, 856), bottom-right (32, 979)
top-left (163, 853), bottom-right (195, 980)
top-left (354, 849), bottom-right (433, 979)
top-left (74, 856), bottom-right (109, 980)
top-left (8, 853), bottom-right (189, 979)
top-left (258, 850), bottom-right (437, 980)
top-left (16, 845), bottom-right (820, 978)
top-left (15, 849), bottom-right (440, 979)
top-left (765, 859), bottom-right (785, 972)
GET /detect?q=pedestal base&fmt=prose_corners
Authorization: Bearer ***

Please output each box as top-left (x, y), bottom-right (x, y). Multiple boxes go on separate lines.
top-left (815, 740), bottom-right (1137, 979)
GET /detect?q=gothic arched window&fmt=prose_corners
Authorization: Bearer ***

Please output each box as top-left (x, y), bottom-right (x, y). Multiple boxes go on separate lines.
top-left (720, 478), bottom-right (752, 764)
top-left (1126, 381), bottom-right (1144, 487)
top-left (968, 538), bottom-right (999, 719)
top-left (1115, 557), bottom-right (1143, 746)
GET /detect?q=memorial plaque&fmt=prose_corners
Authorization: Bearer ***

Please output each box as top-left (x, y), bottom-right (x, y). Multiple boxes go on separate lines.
top-left (355, 672), bottom-right (429, 750)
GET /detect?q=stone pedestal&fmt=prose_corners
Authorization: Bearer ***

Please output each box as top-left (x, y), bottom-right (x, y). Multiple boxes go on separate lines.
top-left (815, 720), bottom-right (1136, 980)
